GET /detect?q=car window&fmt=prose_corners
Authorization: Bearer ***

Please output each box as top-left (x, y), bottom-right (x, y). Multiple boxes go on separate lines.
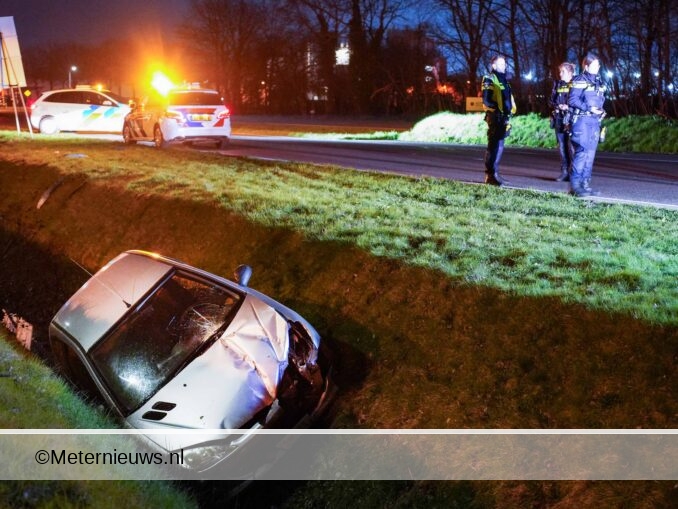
top-left (90, 272), bottom-right (242, 414)
top-left (102, 91), bottom-right (127, 104)
top-left (82, 91), bottom-right (106, 106)
top-left (44, 91), bottom-right (81, 104)
top-left (168, 91), bottom-right (222, 106)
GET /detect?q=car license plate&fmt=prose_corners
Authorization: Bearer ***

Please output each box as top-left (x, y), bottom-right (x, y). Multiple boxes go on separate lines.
top-left (190, 114), bottom-right (212, 121)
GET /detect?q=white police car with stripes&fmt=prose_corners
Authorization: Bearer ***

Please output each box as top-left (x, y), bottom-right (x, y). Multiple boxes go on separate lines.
top-left (123, 86), bottom-right (231, 149)
top-left (30, 86), bottom-right (130, 134)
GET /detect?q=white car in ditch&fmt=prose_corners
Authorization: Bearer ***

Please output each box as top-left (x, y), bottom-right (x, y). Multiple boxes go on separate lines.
top-left (49, 250), bottom-right (333, 472)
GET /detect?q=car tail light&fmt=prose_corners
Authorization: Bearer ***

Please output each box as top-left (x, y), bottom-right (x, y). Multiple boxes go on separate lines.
top-left (217, 107), bottom-right (231, 120)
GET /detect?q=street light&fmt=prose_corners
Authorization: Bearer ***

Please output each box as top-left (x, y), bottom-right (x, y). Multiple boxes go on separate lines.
top-left (68, 65), bottom-right (77, 88)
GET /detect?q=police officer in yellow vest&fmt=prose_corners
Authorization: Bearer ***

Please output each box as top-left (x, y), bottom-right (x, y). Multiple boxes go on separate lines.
top-left (482, 55), bottom-right (517, 186)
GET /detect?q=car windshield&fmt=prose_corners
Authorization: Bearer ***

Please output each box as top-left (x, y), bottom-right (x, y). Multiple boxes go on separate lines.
top-left (103, 91), bottom-right (128, 104)
top-left (168, 91), bottom-right (222, 106)
top-left (90, 272), bottom-right (242, 414)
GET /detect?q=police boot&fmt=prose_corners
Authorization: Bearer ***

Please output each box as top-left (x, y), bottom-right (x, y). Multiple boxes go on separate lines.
top-left (583, 179), bottom-right (601, 196)
top-left (569, 179), bottom-right (591, 198)
top-left (485, 172), bottom-right (505, 186)
top-left (555, 168), bottom-right (570, 182)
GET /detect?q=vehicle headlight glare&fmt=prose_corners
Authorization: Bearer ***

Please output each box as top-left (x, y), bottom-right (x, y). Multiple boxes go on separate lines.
top-left (182, 442), bottom-right (236, 471)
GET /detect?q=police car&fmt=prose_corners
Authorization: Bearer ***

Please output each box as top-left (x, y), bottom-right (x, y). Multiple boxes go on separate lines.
top-left (122, 86), bottom-right (231, 149)
top-left (29, 86), bottom-right (130, 134)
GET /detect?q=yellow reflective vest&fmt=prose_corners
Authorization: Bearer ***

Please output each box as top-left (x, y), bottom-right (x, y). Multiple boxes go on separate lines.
top-left (482, 73), bottom-right (517, 114)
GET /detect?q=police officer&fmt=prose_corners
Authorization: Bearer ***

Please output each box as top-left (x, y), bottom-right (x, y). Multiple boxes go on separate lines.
top-left (482, 55), bottom-right (517, 186)
top-left (567, 54), bottom-right (606, 197)
top-left (549, 62), bottom-right (575, 182)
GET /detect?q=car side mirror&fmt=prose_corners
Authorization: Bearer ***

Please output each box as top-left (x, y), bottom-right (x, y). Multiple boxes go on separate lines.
top-left (234, 265), bottom-right (252, 287)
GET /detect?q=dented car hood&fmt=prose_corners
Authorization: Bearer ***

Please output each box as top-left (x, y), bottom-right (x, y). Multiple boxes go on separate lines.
top-left (127, 294), bottom-right (289, 447)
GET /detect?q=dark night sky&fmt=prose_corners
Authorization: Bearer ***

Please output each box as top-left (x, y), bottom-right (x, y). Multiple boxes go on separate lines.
top-left (0, 0), bottom-right (192, 48)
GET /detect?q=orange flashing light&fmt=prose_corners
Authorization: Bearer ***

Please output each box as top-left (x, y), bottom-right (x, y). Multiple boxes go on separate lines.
top-left (151, 71), bottom-right (176, 96)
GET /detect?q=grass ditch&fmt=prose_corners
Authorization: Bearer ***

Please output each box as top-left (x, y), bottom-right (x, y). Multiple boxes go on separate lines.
top-left (0, 133), bottom-right (676, 506)
top-left (1, 133), bottom-right (676, 325)
top-left (0, 331), bottom-right (197, 508)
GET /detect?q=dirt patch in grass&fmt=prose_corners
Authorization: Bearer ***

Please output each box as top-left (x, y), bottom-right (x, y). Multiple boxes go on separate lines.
top-left (1, 160), bottom-right (676, 431)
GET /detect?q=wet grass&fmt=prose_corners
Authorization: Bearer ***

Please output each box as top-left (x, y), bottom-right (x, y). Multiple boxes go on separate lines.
top-left (0, 332), bottom-right (197, 508)
top-left (1, 132), bottom-right (675, 325)
top-left (1, 132), bottom-right (677, 507)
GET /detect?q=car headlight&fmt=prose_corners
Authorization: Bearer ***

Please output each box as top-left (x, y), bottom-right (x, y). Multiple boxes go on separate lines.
top-left (181, 424), bottom-right (262, 471)
top-left (181, 441), bottom-right (237, 472)
top-left (289, 321), bottom-right (319, 366)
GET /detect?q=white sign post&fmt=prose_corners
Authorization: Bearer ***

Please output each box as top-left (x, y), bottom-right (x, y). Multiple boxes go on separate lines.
top-left (0, 16), bottom-right (32, 135)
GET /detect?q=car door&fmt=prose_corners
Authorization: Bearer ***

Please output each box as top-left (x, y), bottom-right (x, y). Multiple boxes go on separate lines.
top-left (128, 95), bottom-right (163, 140)
top-left (78, 91), bottom-right (124, 132)
top-left (46, 91), bottom-right (86, 131)
top-left (143, 95), bottom-right (166, 137)
top-left (126, 101), bottom-right (149, 139)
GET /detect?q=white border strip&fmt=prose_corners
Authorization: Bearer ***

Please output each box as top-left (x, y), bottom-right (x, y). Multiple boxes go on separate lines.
top-left (1, 428), bottom-right (677, 435)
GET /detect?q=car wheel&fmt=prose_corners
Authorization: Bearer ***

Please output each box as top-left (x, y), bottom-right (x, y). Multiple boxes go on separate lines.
top-left (217, 137), bottom-right (229, 149)
top-left (122, 123), bottom-right (135, 145)
top-left (153, 125), bottom-right (168, 148)
top-left (39, 117), bottom-right (59, 135)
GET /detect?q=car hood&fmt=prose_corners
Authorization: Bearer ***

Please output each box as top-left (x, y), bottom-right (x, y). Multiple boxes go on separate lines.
top-left (127, 294), bottom-right (289, 449)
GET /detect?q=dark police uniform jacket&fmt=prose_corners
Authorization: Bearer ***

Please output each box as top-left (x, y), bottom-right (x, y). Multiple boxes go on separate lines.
top-left (549, 79), bottom-right (572, 132)
top-left (567, 71), bottom-right (606, 149)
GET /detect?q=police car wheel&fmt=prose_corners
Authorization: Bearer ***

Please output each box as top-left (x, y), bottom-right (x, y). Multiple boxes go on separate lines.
top-left (39, 117), bottom-right (59, 135)
top-left (122, 124), bottom-right (135, 145)
top-left (153, 126), bottom-right (168, 149)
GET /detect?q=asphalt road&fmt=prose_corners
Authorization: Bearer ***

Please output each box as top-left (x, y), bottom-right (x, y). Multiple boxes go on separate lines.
top-left (221, 136), bottom-right (678, 210)
top-left (2, 111), bottom-right (677, 209)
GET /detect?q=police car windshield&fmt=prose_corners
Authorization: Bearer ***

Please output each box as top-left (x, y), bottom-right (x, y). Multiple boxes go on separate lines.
top-left (105, 91), bottom-right (128, 104)
top-left (168, 91), bottom-right (221, 106)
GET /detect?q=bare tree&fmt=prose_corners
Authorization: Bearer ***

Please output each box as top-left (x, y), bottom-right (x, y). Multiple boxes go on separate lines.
top-left (517, 0), bottom-right (576, 82)
top-left (180, 0), bottom-right (271, 110)
top-left (433, 0), bottom-right (496, 95)
top-left (286, 0), bottom-right (351, 113)
top-left (359, 0), bottom-right (418, 112)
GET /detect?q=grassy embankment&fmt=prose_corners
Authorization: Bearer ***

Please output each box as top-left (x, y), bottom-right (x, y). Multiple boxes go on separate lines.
top-left (0, 331), bottom-right (196, 508)
top-left (304, 112), bottom-right (678, 155)
top-left (2, 130), bottom-right (674, 324)
top-left (0, 114), bottom-right (676, 507)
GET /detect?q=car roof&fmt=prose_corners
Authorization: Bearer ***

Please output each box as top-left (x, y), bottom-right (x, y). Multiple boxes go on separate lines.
top-left (52, 252), bottom-right (173, 351)
top-left (42, 87), bottom-right (112, 94)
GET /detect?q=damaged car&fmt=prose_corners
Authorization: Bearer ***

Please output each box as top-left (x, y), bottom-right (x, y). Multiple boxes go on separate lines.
top-left (49, 250), bottom-right (334, 472)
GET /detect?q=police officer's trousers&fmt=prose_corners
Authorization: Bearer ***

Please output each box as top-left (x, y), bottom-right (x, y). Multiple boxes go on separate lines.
top-left (484, 115), bottom-right (508, 177)
top-left (570, 116), bottom-right (600, 193)
top-left (555, 129), bottom-right (573, 175)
